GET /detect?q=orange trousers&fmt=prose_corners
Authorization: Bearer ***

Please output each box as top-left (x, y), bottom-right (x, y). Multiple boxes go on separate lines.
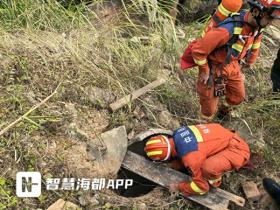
top-left (201, 134), bottom-right (250, 186)
top-left (197, 61), bottom-right (245, 118)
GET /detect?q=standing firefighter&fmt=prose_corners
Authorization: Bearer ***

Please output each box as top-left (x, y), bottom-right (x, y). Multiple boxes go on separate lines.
top-left (144, 124), bottom-right (250, 196)
top-left (181, 0), bottom-right (280, 121)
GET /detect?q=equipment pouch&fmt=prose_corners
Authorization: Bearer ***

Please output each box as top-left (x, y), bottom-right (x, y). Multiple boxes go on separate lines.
top-left (214, 76), bottom-right (226, 97)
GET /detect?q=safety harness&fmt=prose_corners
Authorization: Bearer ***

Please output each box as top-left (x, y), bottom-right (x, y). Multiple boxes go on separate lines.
top-left (207, 11), bottom-right (262, 96)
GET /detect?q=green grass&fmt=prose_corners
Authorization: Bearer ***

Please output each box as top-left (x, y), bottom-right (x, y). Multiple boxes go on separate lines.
top-left (0, 0), bottom-right (90, 31)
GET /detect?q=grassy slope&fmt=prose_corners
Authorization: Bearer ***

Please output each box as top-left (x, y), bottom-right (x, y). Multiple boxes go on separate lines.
top-left (0, 0), bottom-right (279, 209)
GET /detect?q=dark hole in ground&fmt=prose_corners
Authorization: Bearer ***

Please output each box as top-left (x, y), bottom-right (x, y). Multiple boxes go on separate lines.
top-left (116, 168), bottom-right (157, 197)
top-left (115, 139), bottom-right (157, 197)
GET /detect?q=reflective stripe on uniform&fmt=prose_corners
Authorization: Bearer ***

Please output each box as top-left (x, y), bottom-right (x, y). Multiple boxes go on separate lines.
top-left (234, 27), bottom-right (242, 35)
top-left (209, 177), bottom-right (222, 184)
top-left (232, 43), bottom-right (243, 52)
top-left (190, 181), bottom-right (206, 195)
top-left (189, 126), bottom-right (203, 142)
top-left (218, 3), bottom-right (232, 17)
top-left (193, 58), bottom-right (207, 65)
top-left (201, 30), bottom-right (205, 37)
top-left (252, 42), bottom-right (261, 49)
top-left (146, 139), bottom-right (161, 145)
top-left (248, 44), bottom-right (253, 49)
top-left (147, 150), bottom-right (162, 157)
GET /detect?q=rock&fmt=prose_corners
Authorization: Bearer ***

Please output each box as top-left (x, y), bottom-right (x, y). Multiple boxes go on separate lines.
top-left (78, 193), bottom-right (100, 207)
top-left (137, 202), bottom-right (147, 210)
top-left (133, 106), bottom-right (145, 120)
top-left (158, 110), bottom-right (180, 129)
top-left (242, 181), bottom-right (261, 201)
top-left (47, 199), bottom-right (80, 210)
top-left (87, 126), bottom-right (128, 176)
top-left (127, 130), bottom-right (135, 140)
top-left (85, 86), bottom-right (115, 107)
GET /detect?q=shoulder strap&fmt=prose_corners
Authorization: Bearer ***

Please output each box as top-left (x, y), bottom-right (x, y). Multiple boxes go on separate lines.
top-left (216, 15), bottom-right (243, 64)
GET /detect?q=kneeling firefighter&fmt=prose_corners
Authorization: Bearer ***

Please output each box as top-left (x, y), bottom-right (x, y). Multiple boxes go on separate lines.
top-left (181, 0), bottom-right (280, 121)
top-left (144, 123), bottom-right (250, 196)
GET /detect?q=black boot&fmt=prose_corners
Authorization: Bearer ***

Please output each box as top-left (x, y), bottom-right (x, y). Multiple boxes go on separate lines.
top-left (263, 178), bottom-right (280, 206)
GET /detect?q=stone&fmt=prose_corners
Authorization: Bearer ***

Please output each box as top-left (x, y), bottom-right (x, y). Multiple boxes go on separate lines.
top-left (47, 199), bottom-right (80, 210)
top-left (242, 181), bottom-right (261, 201)
top-left (133, 106), bottom-right (145, 120)
top-left (127, 130), bottom-right (135, 140)
top-left (137, 202), bottom-right (147, 210)
top-left (78, 193), bottom-right (100, 207)
top-left (87, 126), bottom-right (128, 176)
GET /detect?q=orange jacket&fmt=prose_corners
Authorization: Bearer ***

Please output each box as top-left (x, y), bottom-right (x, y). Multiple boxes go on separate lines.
top-left (170, 124), bottom-right (250, 196)
top-left (191, 11), bottom-right (262, 75)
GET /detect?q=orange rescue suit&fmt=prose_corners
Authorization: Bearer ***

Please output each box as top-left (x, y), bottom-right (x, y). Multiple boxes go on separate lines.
top-left (169, 123), bottom-right (250, 196)
top-left (181, 11), bottom-right (262, 119)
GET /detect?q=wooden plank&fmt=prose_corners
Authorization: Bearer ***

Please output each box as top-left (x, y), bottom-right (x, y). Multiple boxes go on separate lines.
top-left (122, 151), bottom-right (245, 210)
top-left (109, 78), bottom-right (166, 112)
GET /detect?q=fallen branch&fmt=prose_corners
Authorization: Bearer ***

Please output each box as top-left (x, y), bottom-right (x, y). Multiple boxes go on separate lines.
top-left (0, 83), bottom-right (61, 137)
top-left (109, 77), bottom-right (166, 112)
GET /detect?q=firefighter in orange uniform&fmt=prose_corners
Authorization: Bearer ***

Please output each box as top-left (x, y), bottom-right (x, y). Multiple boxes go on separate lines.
top-left (181, 0), bottom-right (280, 121)
top-left (144, 124), bottom-right (250, 196)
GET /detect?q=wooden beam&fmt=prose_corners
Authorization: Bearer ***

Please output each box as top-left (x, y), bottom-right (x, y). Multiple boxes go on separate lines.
top-left (122, 151), bottom-right (245, 210)
top-left (109, 78), bottom-right (166, 112)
